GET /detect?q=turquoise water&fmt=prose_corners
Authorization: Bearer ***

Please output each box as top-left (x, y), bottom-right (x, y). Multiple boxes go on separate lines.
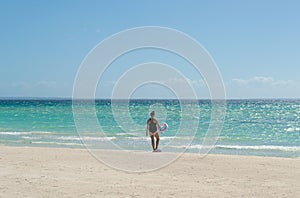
top-left (0, 99), bottom-right (299, 158)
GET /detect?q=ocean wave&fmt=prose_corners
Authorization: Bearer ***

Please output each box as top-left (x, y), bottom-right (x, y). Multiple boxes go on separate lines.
top-left (55, 136), bottom-right (116, 141)
top-left (215, 145), bottom-right (300, 152)
top-left (31, 131), bottom-right (53, 134)
top-left (284, 127), bottom-right (300, 132)
top-left (160, 136), bottom-right (177, 140)
top-left (0, 131), bottom-right (54, 136)
top-left (115, 132), bottom-right (139, 136)
top-left (0, 132), bottom-right (32, 135)
top-left (169, 145), bottom-right (214, 150)
top-left (31, 141), bottom-right (83, 146)
top-left (125, 136), bottom-right (187, 141)
top-left (116, 133), bottom-right (128, 136)
top-left (170, 144), bottom-right (300, 152)
top-left (15, 134), bottom-right (116, 142)
top-left (21, 136), bottom-right (42, 140)
top-left (126, 137), bottom-right (148, 140)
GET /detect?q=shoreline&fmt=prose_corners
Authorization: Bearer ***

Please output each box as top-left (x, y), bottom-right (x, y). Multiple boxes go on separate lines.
top-left (1, 143), bottom-right (299, 159)
top-left (1, 146), bottom-right (299, 197)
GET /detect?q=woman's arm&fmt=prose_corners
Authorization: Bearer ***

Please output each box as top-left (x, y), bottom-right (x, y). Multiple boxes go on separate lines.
top-left (146, 123), bottom-right (149, 136)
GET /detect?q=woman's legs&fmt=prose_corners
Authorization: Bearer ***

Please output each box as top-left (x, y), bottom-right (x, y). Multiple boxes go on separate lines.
top-left (150, 135), bottom-right (155, 150)
top-left (154, 132), bottom-right (160, 150)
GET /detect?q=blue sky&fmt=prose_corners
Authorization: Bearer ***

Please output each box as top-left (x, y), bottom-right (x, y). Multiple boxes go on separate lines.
top-left (0, 0), bottom-right (299, 98)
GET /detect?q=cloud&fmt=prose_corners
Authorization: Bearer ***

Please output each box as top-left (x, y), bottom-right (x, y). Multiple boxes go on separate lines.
top-left (95, 76), bottom-right (300, 99)
top-left (231, 76), bottom-right (294, 87)
top-left (228, 76), bottom-right (299, 98)
top-left (96, 28), bottom-right (101, 33)
top-left (164, 78), bottom-right (206, 87)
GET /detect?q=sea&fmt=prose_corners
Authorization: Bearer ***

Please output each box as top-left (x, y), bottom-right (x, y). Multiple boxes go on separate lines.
top-left (0, 99), bottom-right (299, 158)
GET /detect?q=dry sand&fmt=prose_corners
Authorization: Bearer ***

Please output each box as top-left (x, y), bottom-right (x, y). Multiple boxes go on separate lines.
top-left (0, 146), bottom-right (299, 197)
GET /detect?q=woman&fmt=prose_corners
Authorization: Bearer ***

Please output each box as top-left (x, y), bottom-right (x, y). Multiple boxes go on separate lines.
top-left (146, 111), bottom-right (161, 152)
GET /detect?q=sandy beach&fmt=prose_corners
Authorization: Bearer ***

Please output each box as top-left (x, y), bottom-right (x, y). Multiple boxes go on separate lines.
top-left (0, 146), bottom-right (299, 197)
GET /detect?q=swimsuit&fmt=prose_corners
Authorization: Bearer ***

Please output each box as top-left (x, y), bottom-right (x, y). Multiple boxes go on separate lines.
top-left (149, 119), bottom-right (157, 134)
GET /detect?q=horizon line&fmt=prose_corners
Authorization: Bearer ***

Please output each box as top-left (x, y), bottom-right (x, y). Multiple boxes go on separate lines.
top-left (0, 96), bottom-right (300, 100)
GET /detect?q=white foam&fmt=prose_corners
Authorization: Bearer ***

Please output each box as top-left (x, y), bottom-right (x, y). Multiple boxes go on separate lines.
top-left (0, 131), bottom-right (54, 136)
top-left (116, 132), bottom-right (139, 136)
top-left (31, 131), bottom-right (53, 134)
top-left (216, 145), bottom-right (300, 152)
top-left (285, 127), bottom-right (300, 132)
top-left (169, 145), bottom-right (213, 150)
top-left (32, 141), bottom-right (83, 146)
top-left (21, 136), bottom-right (42, 140)
top-left (170, 144), bottom-right (300, 152)
top-left (125, 136), bottom-right (188, 141)
top-left (159, 136), bottom-right (176, 140)
top-left (116, 133), bottom-right (128, 136)
top-left (126, 137), bottom-right (148, 141)
top-left (55, 136), bottom-right (116, 141)
top-left (0, 132), bottom-right (32, 135)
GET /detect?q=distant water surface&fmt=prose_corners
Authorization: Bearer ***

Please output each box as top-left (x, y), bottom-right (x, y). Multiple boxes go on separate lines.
top-left (0, 99), bottom-right (299, 158)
